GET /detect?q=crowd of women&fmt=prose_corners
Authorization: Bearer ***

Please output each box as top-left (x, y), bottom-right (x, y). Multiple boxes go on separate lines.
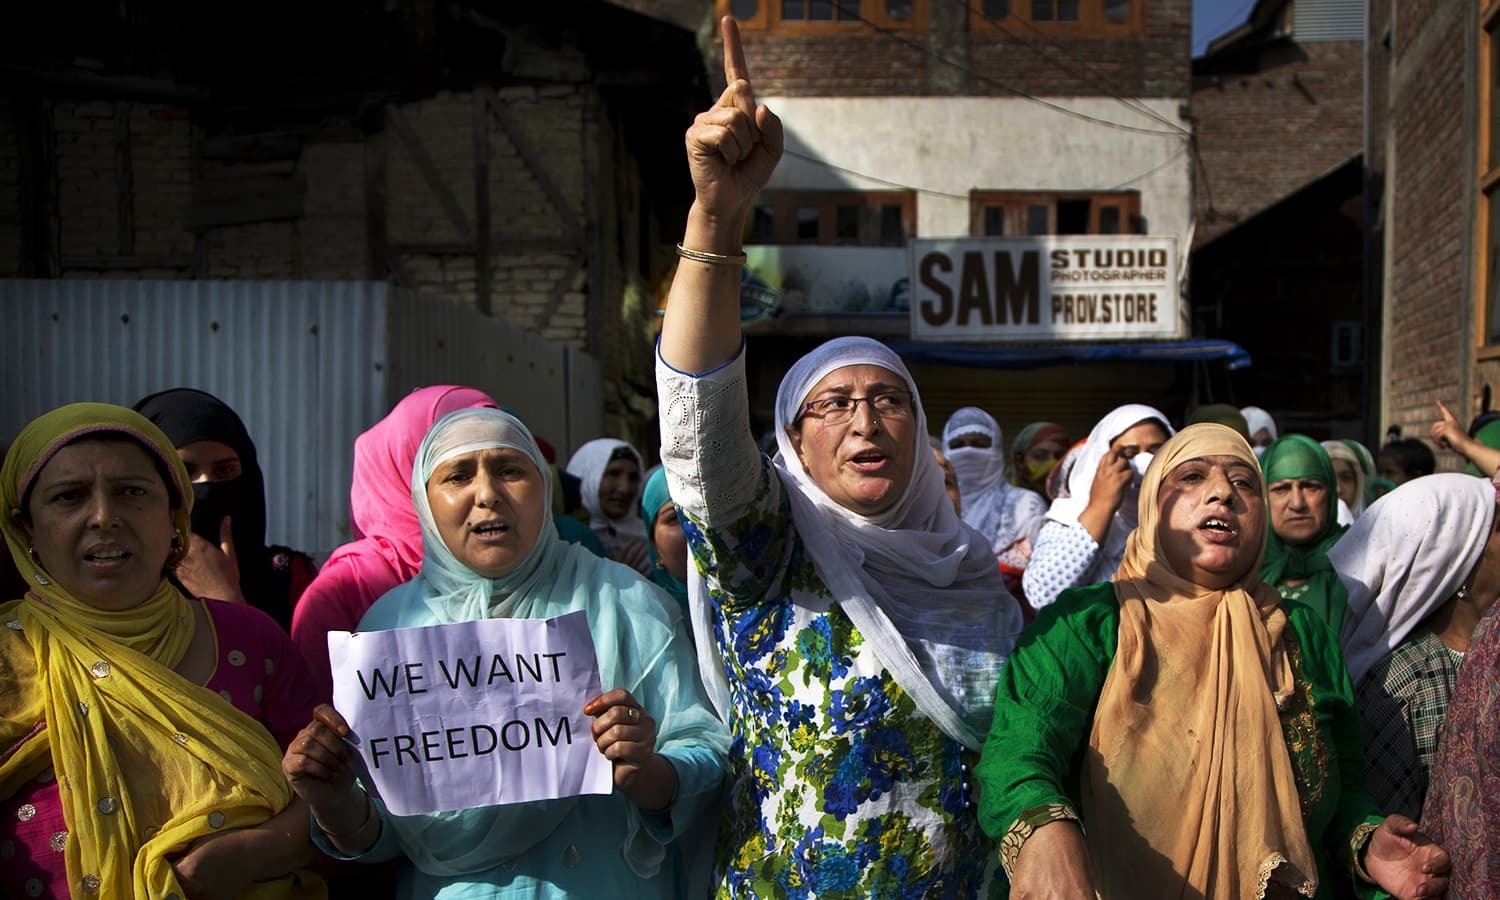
top-left (4, 18), bottom-right (1500, 900)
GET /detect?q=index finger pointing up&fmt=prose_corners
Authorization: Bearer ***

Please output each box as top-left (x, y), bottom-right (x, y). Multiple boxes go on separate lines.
top-left (722, 15), bottom-right (753, 87)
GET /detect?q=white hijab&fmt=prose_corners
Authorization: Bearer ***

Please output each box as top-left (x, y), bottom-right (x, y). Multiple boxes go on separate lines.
top-left (566, 438), bottom-right (647, 542)
top-left (1330, 473), bottom-right (1497, 683)
top-left (1323, 440), bottom-right (1367, 520)
top-left (1241, 406), bottom-right (1278, 441)
top-left (943, 407), bottom-right (1028, 554)
top-left (692, 337), bottom-right (1020, 750)
top-left (1045, 404), bottom-right (1174, 567)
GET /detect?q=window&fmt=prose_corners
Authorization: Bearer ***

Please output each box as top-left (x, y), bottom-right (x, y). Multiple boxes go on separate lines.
top-left (1483, 2), bottom-right (1500, 346)
top-left (1331, 321), bottom-right (1364, 370)
top-left (970, 0), bottom-right (1140, 36)
top-left (970, 191), bottom-right (1142, 236)
top-left (725, 0), bottom-right (927, 32)
top-left (747, 191), bottom-right (916, 246)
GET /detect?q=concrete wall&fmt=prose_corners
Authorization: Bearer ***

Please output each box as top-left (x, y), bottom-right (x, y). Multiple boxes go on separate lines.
top-left (762, 95), bottom-right (1193, 241)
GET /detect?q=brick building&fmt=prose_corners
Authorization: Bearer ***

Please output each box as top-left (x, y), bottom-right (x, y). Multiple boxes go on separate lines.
top-left (1369, 0), bottom-right (1487, 464)
top-left (0, 0), bottom-right (708, 447)
top-left (1187, 0), bottom-right (1369, 440)
top-left (620, 0), bottom-right (1203, 441)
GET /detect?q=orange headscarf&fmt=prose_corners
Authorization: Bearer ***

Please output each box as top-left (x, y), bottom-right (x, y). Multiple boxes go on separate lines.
top-left (1081, 423), bottom-right (1318, 899)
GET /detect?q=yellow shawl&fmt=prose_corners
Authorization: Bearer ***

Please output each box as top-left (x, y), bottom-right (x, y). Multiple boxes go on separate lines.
top-left (1081, 423), bottom-right (1319, 899)
top-left (0, 403), bottom-right (314, 898)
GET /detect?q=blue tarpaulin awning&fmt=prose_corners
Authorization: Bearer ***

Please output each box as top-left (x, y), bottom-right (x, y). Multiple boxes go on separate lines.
top-left (887, 338), bottom-right (1252, 370)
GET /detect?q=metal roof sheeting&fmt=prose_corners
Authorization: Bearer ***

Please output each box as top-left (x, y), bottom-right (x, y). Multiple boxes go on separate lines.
top-left (1294, 0), bottom-right (1365, 42)
top-left (1, 280), bottom-right (601, 556)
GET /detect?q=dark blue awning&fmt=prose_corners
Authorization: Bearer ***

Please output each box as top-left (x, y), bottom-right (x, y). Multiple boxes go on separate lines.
top-left (887, 338), bottom-right (1252, 370)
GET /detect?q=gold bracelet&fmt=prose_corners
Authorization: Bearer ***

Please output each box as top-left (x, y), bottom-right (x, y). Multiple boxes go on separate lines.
top-left (315, 790), bottom-right (374, 840)
top-left (675, 242), bottom-right (747, 267)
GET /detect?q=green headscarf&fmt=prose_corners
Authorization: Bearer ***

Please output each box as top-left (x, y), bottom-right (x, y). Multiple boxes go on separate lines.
top-left (641, 466), bottom-right (689, 614)
top-left (1466, 419), bottom-right (1500, 476)
top-left (1258, 434), bottom-right (1350, 631)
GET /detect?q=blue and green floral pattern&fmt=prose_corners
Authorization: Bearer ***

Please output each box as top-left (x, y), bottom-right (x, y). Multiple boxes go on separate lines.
top-left (678, 459), bottom-right (998, 898)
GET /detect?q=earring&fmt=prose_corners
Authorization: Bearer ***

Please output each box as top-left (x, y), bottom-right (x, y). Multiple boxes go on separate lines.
top-left (1456, 582), bottom-right (1471, 603)
top-left (166, 534), bottom-right (187, 569)
top-left (27, 546), bottom-right (50, 585)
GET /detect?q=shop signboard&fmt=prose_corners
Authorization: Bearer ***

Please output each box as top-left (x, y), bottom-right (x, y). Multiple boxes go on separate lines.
top-left (909, 236), bottom-right (1182, 342)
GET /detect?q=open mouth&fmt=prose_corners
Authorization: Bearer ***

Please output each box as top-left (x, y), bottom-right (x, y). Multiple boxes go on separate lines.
top-left (471, 521), bottom-right (510, 537)
top-left (848, 450), bottom-right (888, 471)
top-left (1198, 517), bottom-right (1236, 535)
top-left (83, 547), bottom-right (131, 565)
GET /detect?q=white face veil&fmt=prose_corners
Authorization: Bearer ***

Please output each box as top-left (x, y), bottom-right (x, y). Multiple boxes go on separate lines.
top-left (754, 336), bottom-right (1022, 749)
top-left (1045, 403), bottom-right (1175, 566)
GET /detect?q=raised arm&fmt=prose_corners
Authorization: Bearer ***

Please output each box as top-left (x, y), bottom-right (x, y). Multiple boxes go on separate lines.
top-left (659, 16), bottom-right (784, 376)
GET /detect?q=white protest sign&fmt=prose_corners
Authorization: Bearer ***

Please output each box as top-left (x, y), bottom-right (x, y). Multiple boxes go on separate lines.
top-left (328, 609), bottom-right (613, 816)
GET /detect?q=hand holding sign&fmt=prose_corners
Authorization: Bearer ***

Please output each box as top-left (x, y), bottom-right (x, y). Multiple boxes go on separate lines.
top-left (284, 705), bottom-right (380, 854)
top-left (684, 17), bottom-right (783, 225)
top-left (586, 688), bottom-right (677, 812)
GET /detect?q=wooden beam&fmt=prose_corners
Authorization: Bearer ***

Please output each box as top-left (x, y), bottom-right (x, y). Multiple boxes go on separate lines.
top-left (473, 91), bottom-right (492, 316)
top-left (61, 255), bottom-right (193, 270)
top-left (114, 103), bottom-right (135, 255)
top-left (389, 238), bottom-right (581, 255)
top-left (15, 96), bottom-right (58, 277)
top-left (364, 106), bottom-right (389, 281)
top-left (386, 105), bottom-right (473, 239)
top-left (486, 96), bottom-right (584, 241)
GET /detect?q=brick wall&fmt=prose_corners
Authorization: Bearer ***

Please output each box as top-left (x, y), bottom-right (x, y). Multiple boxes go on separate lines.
top-left (1381, 1), bottom-right (1467, 446)
top-left (1191, 39), bottom-right (1364, 246)
top-left (719, 0), bottom-right (1191, 99)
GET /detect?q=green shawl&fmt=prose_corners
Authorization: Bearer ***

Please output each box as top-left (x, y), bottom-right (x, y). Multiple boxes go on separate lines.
top-left (1259, 435), bottom-right (1350, 632)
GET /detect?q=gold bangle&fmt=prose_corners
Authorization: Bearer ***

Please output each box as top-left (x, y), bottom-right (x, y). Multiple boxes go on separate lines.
top-left (315, 790), bottom-right (374, 840)
top-left (675, 243), bottom-right (747, 267)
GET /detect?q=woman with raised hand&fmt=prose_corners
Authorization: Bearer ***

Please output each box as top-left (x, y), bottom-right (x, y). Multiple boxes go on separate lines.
top-left (0, 403), bottom-right (322, 900)
top-left (1021, 404), bottom-right (1173, 610)
top-left (656, 18), bottom-right (1020, 895)
top-left (978, 423), bottom-right (1450, 900)
top-left (282, 408), bottom-right (727, 898)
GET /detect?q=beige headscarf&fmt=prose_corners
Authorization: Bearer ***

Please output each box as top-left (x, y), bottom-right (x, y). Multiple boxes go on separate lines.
top-left (1082, 423), bottom-right (1319, 899)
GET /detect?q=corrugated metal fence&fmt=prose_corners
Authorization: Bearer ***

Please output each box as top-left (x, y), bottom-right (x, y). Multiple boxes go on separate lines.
top-left (1, 280), bottom-right (601, 556)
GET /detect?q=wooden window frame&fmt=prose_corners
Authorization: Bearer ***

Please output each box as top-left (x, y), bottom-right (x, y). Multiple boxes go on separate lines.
top-left (748, 190), bottom-right (917, 246)
top-left (724, 0), bottom-right (930, 34)
top-left (967, 0), bottom-right (1143, 38)
top-left (1478, 0), bottom-right (1500, 355)
top-left (968, 190), bottom-right (1143, 236)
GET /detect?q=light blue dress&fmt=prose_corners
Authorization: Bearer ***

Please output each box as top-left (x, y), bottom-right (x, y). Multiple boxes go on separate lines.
top-left (312, 408), bottom-right (729, 899)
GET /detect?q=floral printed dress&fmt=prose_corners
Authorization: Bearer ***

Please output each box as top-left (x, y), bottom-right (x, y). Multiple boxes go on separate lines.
top-left (658, 352), bottom-right (997, 899)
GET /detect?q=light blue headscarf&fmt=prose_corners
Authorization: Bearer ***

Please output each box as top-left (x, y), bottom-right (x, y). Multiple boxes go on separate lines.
top-left (359, 408), bottom-right (728, 878)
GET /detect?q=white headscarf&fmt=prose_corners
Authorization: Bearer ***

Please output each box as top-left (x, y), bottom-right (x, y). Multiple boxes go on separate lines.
top-left (1323, 440), bottom-right (1367, 520)
top-left (1241, 406), bottom-right (1278, 442)
top-left (1044, 404), bottom-right (1174, 567)
top-left (694, 337), bottom-right (1019, 750)
top-left (1331, 473), bottom-right (1498, 683)
top-left (566, 438), bottom-right (648, 542)
top-left (943, 407), bottom-right (1031, 555)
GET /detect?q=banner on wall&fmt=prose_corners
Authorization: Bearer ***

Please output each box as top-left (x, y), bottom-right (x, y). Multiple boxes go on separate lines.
top-left (910, 236), bottom-right (1182, 342)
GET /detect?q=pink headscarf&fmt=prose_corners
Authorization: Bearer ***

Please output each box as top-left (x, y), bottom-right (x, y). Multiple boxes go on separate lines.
top-left (290, 385), bottom-right (496, 697)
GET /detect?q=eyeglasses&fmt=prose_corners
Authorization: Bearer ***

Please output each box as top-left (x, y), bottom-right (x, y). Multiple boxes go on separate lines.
top-left (799, 391), bottom-right (913, 426)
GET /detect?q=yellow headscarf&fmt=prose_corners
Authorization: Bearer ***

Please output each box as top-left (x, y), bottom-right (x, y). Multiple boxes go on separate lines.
top-left (0, 403), bottom-right (316, 899)
top-left (1081, 423), bottom-right (1319, 899)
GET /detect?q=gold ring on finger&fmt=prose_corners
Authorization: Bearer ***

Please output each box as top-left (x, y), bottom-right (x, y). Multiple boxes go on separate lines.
top-left (629, 707), bottom-right (640, 723)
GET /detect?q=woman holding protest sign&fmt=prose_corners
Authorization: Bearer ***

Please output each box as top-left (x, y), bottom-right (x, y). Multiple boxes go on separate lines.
top-left (655, 18), bottom-right (1021, 895)
top-left (0, 403), bottom-right (322, 900)
top-left (282, 407), bottom-right (728, 898)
